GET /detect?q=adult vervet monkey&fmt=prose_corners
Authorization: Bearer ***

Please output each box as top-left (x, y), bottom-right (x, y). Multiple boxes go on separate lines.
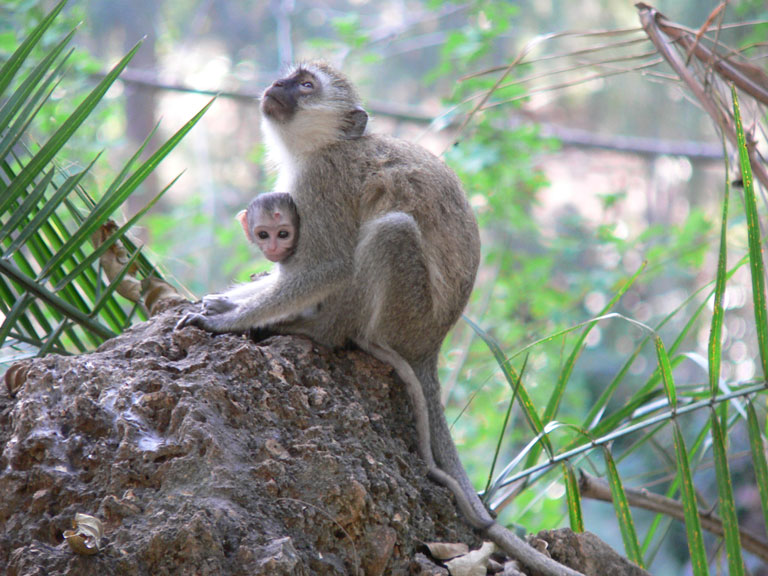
top-left (177, 62), bottom-right (582, 576)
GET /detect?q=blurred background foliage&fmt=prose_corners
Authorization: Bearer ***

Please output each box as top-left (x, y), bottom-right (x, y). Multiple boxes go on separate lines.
top-left (2, 0), bottom-right (768, 573)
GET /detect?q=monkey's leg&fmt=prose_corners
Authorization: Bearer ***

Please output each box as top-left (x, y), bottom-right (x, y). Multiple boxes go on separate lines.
top-left (354, 213), bottom-right (494, 530)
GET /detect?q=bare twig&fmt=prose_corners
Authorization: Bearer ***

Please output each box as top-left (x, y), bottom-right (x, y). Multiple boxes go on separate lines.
top-left (637, 3), bottom-right (768, 191)
top-left (654, 9), bottom-right (768, 106)
top-left (579, 471), bottom-right (768, 563)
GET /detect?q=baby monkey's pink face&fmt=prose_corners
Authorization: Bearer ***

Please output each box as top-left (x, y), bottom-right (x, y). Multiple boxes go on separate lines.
top-left (238, 208), bottom-right (296, 263)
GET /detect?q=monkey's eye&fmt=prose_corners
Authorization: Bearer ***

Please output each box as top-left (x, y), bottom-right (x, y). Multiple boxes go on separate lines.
top-left (277, 230), bottom-right (291, 239)
top-left (301, 81), bottom-right (314, 89)
top-left (257, 231), bottom-right (269, 240)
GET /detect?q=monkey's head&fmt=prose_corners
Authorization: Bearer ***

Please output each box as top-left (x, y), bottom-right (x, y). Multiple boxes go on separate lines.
top-left (238, 192), bottom-right (299, 263)
top-left (260, 62), bottom-right (368, 157)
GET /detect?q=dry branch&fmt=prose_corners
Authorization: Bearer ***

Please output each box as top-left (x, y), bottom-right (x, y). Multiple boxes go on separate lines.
top-left (637, 3), bottom-right (768, 190)
top-left (579, 470), bottom-right (768, 563)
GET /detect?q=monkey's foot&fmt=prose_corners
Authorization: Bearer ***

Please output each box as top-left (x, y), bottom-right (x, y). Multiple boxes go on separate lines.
top-left (202, 293), bottom-right (237, 314)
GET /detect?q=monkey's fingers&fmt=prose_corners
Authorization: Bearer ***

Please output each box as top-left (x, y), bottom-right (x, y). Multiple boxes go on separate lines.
top-left (175, 312), bottom-right (208, 331)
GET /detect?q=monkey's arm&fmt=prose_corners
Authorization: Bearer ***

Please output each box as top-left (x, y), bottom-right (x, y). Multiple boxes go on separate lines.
top-left (176, 260), bottom-right (349, 333)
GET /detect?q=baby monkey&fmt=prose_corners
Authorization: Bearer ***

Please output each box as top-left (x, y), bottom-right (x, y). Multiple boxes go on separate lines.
top-left (237, 192), bottom-right (299, 263)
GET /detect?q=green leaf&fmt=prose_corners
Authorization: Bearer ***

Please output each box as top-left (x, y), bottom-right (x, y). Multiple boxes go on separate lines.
top-left (0, 39), bottom-right (143, 217)
top-left (0, 259), bottom-right (115, 341)
top-left (0, 0), bottom-right (67, 98)
top-left (0, 30), bottom-right (74, 143)
top-left (53, 172), bottom-right (183, 292)
top-left (746, 400), bottom-right (768, 539)
top-left (655, 336), bottom-right (676, 409)
top-left (40, 97), bottom-right (215, 280)
top-left (2, 155), bottom-right (101, 252)
top-left (708, 158), bottom-right (729, 396)
top-left (672, 421), bottom-right (710, 576)
top-left (483, 353), bottom-right (528, 496)
top-left (464, 315), bottom-right (552, 456)
top-left (563, 463), bottom-right (584, 533)
top-left (732, 85), bottom-right (768, 379)
top-left (709, 409), bottom-right (745, 576)
top-left (602, 447), bottom-right (643, 567)
top-left (543, 262), bottom-right (645, 423)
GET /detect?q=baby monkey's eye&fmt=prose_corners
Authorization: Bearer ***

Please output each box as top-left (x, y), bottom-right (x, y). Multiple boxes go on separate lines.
top-left (257, 231), bottom-right (269, 240)
top-left (277, 230), bottom-right (291, 239)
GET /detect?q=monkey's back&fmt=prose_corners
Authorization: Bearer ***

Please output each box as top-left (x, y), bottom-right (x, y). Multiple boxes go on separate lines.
top-left (291, 134), bottom-right (480, 357)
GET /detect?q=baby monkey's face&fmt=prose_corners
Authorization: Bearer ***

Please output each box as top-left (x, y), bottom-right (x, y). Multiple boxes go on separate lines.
top-left (238, 206), bottom-right (297, 263)
top-left (252, 215), bottom-right (296, 262)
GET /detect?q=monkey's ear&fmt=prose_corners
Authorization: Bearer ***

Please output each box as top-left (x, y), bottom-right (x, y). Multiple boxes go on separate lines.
top-left (343, 106), bottom-right (368, 139)
top-left (236, 210), bottom-right (251, 240)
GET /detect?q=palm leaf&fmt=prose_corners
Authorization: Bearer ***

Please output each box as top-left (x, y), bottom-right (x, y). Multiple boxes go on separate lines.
top-left (602, 447), bottom-right (644, 567)
top-left (710, 408), bottom-right (745, 576)
top-left (655, 334), bottom-right (710, 576)
top-left (731, 85), bottom-right (768, 379)
top-left (746, 400), bottom-right (768, 534)
top-left (0, 2), bottom-right (210, 357)
top-left (562, 462), bottom-right (584, 532)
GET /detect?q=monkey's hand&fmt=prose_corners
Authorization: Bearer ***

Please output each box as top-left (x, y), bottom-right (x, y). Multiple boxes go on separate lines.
top-left (174, 293), bottom-right (239, 331)
top-left (175, 295), bottom-right (244, 333)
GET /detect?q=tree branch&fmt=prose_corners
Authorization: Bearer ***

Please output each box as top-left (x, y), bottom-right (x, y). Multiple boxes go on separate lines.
top-left (579, 470), bottom-right (768, 563)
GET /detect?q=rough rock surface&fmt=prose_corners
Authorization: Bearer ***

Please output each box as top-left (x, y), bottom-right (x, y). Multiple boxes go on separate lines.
top-left (534, 529), bottom-right (651, 576)
top-left (0, 306), bottom-right (479, 575)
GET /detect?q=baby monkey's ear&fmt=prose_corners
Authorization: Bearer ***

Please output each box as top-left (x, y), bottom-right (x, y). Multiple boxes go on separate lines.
top-left (236, 210), bottom-right (252, 242)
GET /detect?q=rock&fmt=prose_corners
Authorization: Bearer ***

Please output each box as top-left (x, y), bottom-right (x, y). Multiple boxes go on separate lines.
top-left (0, 305), bottom-right (477, 575)
top-left (533, 529), bottom-right (652, 576)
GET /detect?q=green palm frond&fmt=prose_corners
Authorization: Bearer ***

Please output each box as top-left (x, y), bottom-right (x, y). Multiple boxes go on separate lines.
top-left (0, 1), bottom-right (211, 359)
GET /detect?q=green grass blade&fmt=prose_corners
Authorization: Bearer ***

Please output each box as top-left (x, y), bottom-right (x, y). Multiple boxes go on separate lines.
top-left (464, 315), bottom-right (551, 454)
top-left (746, 400), bottom-right (768, 535)
top-left (0, 65), bottom-right (65, 162)
top-left (38, 320), bottom-right (69, 357)
top-left (584, 255), bottom-right (745, 435)
top-left (732, 85), bottom-right (768, 379)
top-left (484, 353), bottom-right (528, 496)
top-left (92, 119), bottom-right (162, 208)
top-left (641, 420), bottom-right (712, 560)
top-left (0, 294), bottom-right (36, 349)
top-left (0, 0), bottom-right (67, 97)
top-left (0, 39), bottom-right (143, 216)
top-left (672, 421), bottom-right (710, 576)
top-left (709, 408), bottom-right (745, 576)
top-left (544, 262), bottom-right (645, 423)
top-left (655, 336), bottom-right (677, 408)
top-left (708, 155), bottom-right (729, 396)
top-left (602, 447), bottom-right (644, 567)
top-left (585, 303), bottom-right (699, 429)
top-left (562, 462), bottom-right (584, 532)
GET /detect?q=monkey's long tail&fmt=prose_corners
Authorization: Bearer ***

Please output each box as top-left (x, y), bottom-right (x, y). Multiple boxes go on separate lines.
top-left (413, 359), bottom-right (586, 576)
